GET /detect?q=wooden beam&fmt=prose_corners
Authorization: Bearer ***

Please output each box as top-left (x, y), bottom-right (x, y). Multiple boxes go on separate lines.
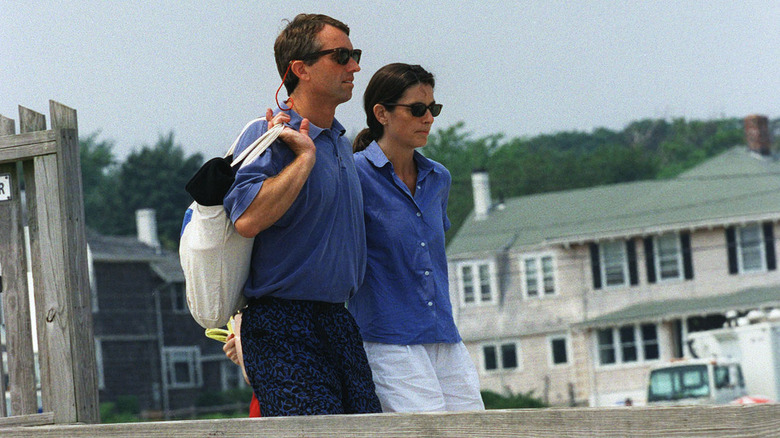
top-left (50, 101), bottom-right (99, 424)
top-left (18, 107), bottom-right (45, 133)
top-left (0, 116), bottom-right (37, 416)
top-left (0, 115), bottom-right (13, 418)
top-left (0, 131), bottom-right (58, 164)
top-left (0, 404), bottom-right (778, 438)
top-left (0, 412), bottom-right (54, 428)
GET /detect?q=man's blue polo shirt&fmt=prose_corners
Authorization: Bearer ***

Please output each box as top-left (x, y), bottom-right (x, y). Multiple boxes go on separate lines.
top-left (223, 110), bottom-right (365, 303)
top-left (348, 141), bottom-right (461, 345)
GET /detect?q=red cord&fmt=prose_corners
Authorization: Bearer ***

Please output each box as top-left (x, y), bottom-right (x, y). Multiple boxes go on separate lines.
top-left (275, 63), bottom-right (294, 112)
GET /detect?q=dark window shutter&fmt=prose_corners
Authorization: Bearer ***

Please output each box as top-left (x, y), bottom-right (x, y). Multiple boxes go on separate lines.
top-left (627, 239), bottom-right (639, 286)
top-left (764, 222), bottom-right (776, 271)
top-left (589, 243), bottom-right (602, 290)
top-left (644, 237), bottom-right (656, 284)
top-left (681, 232), bottom-right (694, 280)
top-left (726, 227), bottom-right (738, 275)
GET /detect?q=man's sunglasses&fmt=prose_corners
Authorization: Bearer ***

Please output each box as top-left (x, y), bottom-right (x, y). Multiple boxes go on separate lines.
top-left (301, 47), bottom-right (362, 65)
top-left (382, 102), bottom-right (443, 118)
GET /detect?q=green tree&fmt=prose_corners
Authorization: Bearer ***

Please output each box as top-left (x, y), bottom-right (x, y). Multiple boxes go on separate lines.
top-left (80, 132), bottom-right (123, 235)
top-left (117, 132), bottom-right (203, 249)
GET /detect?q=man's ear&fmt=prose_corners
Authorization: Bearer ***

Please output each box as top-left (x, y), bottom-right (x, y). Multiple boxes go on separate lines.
top-left (290, 60), bottom-right (309, 83)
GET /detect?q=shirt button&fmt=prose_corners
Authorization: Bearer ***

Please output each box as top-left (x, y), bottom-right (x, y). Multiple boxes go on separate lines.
top-left (424, 271), bottom-right (430, 276)
top-left (427, 301), bottom-right (433, 307)
top-left (416, 212), bottom-right (422, 217)
top-left (417, 185), bottom-right (421, 190)
top-left (420, 242), bottom-right (426, 247)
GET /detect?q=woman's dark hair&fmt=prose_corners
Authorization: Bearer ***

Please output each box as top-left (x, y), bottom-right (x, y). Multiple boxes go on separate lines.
top-left (353, 63), bottom-right (435, 152)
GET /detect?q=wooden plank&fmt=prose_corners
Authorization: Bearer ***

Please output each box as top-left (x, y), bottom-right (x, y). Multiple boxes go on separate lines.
top-left (16, 107), bottom-right (71, 423)
top-left (0, 118), bottom-right (38, 416)
top-left (0, 115), bottom-right (14, 135)
top-left (0, 412), bottom-right (54, 428)
top-left (0, 130), bottom-right (55, 148)
top-left (50, 100), bottom-right (98, 424)
top-left (0, 405), bottom-right (779, 438)
top-left (18, 107), bottom-right (46, 133)
top-left (24, 152), bottom-right (75, 424)
top-left (0, 115), bottom-right (13, 418)
top-left (0, 132), bottom-right (58, 164)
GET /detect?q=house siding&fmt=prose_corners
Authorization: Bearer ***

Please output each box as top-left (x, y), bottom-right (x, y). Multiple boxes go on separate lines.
top-left (451, 213), bottom-right (780, 406)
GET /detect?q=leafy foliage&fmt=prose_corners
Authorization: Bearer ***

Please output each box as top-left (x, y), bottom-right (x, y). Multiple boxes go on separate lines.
top-left (422, 117), bottom-right (770, 241)
top-left (80, 132), bottom-right (202, 249)
top-left (481, 390), bottom-right (547, 409)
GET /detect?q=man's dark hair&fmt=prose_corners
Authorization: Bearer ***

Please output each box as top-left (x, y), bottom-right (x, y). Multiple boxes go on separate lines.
top-left (274, 14), bottom-right (350, 95)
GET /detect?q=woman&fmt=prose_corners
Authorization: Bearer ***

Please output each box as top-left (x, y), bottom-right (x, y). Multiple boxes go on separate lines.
top-left (349, 63), bottom-right (484, 412)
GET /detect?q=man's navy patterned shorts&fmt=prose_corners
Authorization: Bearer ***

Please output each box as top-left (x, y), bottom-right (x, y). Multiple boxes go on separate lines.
top-left (240, 296), bottom-right (382, 416)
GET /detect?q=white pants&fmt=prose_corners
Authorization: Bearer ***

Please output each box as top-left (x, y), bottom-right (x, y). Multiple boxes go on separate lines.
top-left (363, 341), bottom-right (485, 413)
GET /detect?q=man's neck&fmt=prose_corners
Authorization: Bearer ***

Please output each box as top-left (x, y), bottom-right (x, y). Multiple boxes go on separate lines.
top-left (289, 91), bottom-right (337, 129)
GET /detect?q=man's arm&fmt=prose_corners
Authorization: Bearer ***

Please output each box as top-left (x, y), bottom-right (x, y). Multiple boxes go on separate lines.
top-left (234, 118), bottom-right (316, 238)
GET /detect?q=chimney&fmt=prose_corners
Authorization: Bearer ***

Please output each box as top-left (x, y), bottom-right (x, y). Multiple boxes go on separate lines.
top-left (471, 170), bottom-right (491, 220)
top-left (744, 114), bottom-right (771, 156)
top-left (136, 208), bottom-right (161, 250)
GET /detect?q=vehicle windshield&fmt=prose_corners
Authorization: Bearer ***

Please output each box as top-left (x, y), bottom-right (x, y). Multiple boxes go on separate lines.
top-left (648, 364), bottom-right (711, 402)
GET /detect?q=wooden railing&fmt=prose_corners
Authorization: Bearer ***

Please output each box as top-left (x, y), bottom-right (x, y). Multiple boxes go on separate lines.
top-left (1, 404), bottom-right (779, 437)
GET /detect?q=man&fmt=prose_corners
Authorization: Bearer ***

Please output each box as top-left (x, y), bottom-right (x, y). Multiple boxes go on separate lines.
top-left (223, 14), bottom-right (381, 417)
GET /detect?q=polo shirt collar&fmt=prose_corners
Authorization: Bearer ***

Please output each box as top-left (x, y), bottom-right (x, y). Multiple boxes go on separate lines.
top-left (284, 109), bottom-right (346, 140)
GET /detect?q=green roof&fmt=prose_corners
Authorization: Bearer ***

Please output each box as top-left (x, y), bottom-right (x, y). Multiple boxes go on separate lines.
top-left (576, 285), bottom-right (780, 328)
top-left (448, 147), bottom-right (780, 256)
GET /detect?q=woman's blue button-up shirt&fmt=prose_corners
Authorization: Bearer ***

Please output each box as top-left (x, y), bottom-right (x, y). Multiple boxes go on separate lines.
top-left (348, 141), bottom-right (461, 345)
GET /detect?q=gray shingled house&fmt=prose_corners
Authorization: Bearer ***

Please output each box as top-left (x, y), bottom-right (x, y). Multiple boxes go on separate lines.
top-left (88, 210), bottom-right (246, 416)
top-left (446, 115), bottom-right (780, 406)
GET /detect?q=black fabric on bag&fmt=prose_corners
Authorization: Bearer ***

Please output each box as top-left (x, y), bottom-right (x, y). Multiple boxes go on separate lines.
top-left (186, 156), bottom-right (236, 206)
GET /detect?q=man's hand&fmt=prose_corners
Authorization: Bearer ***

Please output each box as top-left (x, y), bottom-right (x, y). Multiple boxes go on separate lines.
top-left (265, 108), bottom-right (316, 159)
top-left (280, 118), bottom-right (316, 159)
top-left (265, 108), bottom-right (290, 129)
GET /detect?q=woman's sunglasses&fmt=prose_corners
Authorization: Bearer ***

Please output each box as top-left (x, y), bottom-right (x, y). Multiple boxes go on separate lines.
top-left (301, 47), bottom-right (362, 65)
top-left (382, 102), bottom-right (443, 117)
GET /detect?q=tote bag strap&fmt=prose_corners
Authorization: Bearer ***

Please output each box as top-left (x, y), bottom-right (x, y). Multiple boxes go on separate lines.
top-left (224, 117), bottom-right (263, 158)
top-left (232, 123), bottom-right (285, 169)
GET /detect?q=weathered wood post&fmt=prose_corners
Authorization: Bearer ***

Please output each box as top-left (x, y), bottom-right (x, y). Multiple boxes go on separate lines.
top-left (0, 114), bottom-right (38, 418)
top-left (0, 101), bottom-right (99, 424)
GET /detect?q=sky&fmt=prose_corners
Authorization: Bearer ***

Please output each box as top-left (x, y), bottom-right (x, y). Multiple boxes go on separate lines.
top-left (2, 1), bottom-right (779, 160)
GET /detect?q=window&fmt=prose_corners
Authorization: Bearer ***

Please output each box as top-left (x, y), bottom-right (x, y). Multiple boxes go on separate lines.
top-left (549, 335), bottom-right (569, 366)
top-left (641, 324), bottom-right (660, 360)
top-left (596, 324), bottom-right (660, 366)
top-left (656, 234), bottom-right (682, 281)
top-left (738, 225), bottom-right (764, 272)
top-left (170, 283), bottom-right (188, 314)
top-left (458, 261), bottom-right (497, 305)
top-left (522, 254), bottom-right (556, 298)
top-left (482, 341), bottom-right (521, 372)
top-left (602, 242), bottom-right (628, 287)
top-left (95, 339), bottom-right (105, 390)
top-left (597, 329), bottom-right (616, 365)
top-left (591, 241), bottom-right (639, 289)
top-left (726, 223), bottom-right (776, 274)
top-left (164, 347), bottom-right (202, 389)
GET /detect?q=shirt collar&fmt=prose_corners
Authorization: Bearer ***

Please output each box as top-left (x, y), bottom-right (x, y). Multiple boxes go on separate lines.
top-left (363, 141), bottom-right (442, 176)
top-left (281, 109), bottom-right (346, 139)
